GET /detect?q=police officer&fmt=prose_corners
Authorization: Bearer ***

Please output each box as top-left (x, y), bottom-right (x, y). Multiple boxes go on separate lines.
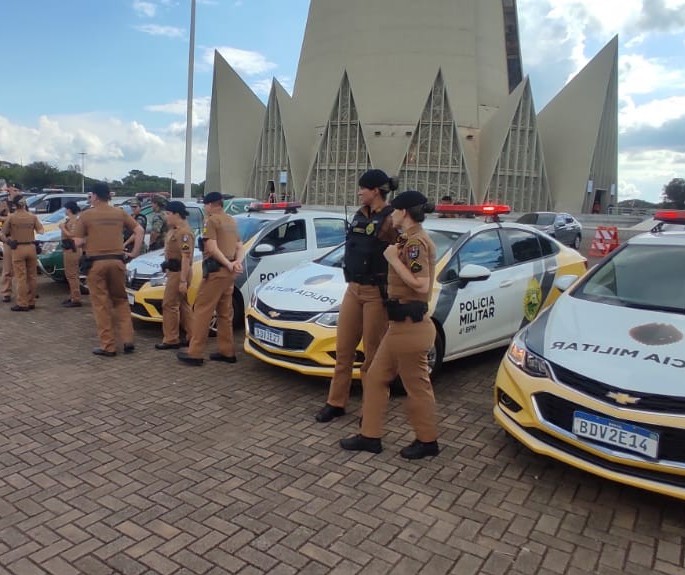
top-left (0, 185), bottom-right (21, 303)
top-left (178, 192), bottom-right (244, 366)
top-left (315, 169), bottom-right (398, 423)
top-left (149, 196), bottom-right (168, 251)
top-left (341, 190), bottom-right (439, 459)
top-left (74, 183), bottom-right (144, 356)
top-left (0, 195), bottom-right (44, 311)
top-left (156, 201), bottom-right (195, 350)
top-left (59, 201), bottom-right (83, 307)
top-left (123, 198), bottom-right (148, 253)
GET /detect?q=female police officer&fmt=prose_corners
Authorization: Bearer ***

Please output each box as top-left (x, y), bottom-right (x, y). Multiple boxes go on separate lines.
top-left (340, 190), bottom-right (439, 460)
top-left (315, 169), bottom-right (398, 423)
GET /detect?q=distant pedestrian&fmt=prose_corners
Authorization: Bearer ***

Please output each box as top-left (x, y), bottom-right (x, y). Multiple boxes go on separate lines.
top-left (59, 201), bottom-right (83, 308)
top-left (124, 198), bottom-right (148, 254)
top-left (149, 196), bottom-right (168, 251)
top-left (0, 195), bottom-right (44, 311)
top-left (0, 186), bottom-right (22, 303)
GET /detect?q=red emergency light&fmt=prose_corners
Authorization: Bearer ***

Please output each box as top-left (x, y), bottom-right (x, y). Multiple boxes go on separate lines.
top-left (435, 203), bottom-right (511, 216)
top-left (247, 201), bottom-right (302, 213)
top-left (654, 210), bottom-right (685, 225)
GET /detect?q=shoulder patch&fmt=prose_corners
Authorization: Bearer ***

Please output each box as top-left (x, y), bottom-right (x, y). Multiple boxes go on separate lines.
top-left (407, 243), bottom-right (420, 260)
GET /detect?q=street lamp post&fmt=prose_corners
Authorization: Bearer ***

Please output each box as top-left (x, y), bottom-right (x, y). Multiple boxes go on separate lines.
top-left (184, 0), bottom-right (196, 199)
top-left (78, 152), bottom-right (87, 194)
top-left (169, 172), bottom-right (173, 197)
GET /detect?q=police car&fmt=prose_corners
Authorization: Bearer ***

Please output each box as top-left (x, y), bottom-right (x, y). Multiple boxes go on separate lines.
top-left (494, 210), bottom-right (685, 499)
top-left (244, 204), bottom-right (587, 377)
top-left (126, 202), bottom-right (347, 329)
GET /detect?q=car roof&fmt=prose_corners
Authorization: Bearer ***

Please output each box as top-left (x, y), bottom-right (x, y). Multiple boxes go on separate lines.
top-left (235, 208), bottom-right (346, 221)
top-left (628, 230), bottom-right (685, 247)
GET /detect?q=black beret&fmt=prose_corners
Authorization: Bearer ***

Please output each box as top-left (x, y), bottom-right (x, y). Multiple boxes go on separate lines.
top-left (203, 191), bottom-right (223, 204)
top-left (391, 190), bottom-right (428, 210)
top-left (358, 169), bottom-right (389, 190)
top-left (165, 200), bottom-right (188, 217)
top-left (64, 201), bottom-right (81, 214)
top-left (91, 182), bottom-right (111, 200)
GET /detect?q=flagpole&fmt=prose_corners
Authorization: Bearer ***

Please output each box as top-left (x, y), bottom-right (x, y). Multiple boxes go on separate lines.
top-left (184, 0), bottom-right (196, 199)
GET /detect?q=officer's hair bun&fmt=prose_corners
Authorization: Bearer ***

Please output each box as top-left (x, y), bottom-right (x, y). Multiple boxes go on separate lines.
top-left (388, 177), bottom-right (399, 192)
top-left (423, 202), bottom-right (435, 214)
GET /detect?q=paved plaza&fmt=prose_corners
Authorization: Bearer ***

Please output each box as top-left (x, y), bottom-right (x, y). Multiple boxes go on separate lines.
top-left (0, 275), bottom-right (684, 575)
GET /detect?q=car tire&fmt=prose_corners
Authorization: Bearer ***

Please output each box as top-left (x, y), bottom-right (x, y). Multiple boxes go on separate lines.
top-left (572, 234), bottom-right (581, 250)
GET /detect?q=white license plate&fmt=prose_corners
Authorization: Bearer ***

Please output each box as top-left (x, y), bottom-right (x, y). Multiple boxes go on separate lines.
top-left (127, 292), bottom-right (135, 306)
top-left (253, 323), bottom-right (284, 347)
top-left (572, 411), bottom-right (659, 458)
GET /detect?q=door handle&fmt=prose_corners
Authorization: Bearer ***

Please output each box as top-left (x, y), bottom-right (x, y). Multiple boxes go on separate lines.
top-left (499, 280), bottom-right (513, 288)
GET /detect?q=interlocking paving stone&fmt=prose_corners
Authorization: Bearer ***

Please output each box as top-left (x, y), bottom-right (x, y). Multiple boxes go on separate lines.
top-left (0, 275), bottom-right (684, 574)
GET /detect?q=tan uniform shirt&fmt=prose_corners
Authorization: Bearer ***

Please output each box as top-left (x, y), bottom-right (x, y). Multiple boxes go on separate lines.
top-left (203, 212), bottom-right (238, 260)
top-left (61, 215), bottom-right (79, 241)
top-left (165, 222), bottom-right (195, 262)
top-left (388, 223), bottom-right (436, 303)
top-left (74, 204), bottom-right (138, 255)
top-left (2, 210), bottom-right (41, 243)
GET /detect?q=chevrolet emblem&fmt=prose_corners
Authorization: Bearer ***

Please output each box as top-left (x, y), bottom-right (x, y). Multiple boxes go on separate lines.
top-left (606, 391), bottom-right (641, 405)
top-left (268, 311), bottom-right (281, 319)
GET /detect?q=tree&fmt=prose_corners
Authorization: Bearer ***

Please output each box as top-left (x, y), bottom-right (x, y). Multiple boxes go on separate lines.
top-left (662, 178), bottom-right (685, 209)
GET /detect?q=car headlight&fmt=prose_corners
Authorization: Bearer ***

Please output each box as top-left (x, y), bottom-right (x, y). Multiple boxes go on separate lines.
top-left (149, 274), bottom-right (167, 287)
top-left (40, 241), bottom-right (60, 255)
top-left (315, 311), bottom-right (339, 327)
top-left (250, 285), bottom-right (261, 309)
top-left (507, 331), bottom-right (550, 378)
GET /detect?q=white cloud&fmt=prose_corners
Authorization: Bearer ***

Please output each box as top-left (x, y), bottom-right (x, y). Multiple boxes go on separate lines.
top-left (202, 46), bottom-right (277, 76)
top-left (620, 96), bottom-right (685, 131)
top-left (618, 149), bottom-right (685, 202)
top-left (133, 0), bottom-right (157, 18)
top-left (134, 24), bottom-right (185, 39)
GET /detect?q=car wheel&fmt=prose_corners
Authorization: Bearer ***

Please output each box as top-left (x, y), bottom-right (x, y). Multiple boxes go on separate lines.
top-left (572, 234), bottom-right (581, 250)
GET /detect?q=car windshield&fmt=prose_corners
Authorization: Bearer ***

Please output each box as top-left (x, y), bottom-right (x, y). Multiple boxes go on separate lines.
top-left (574, 244), bottom-right (685, 314)
top-left (236, 216), bottom-right (271, 243)
top-left (315, 229), bottom-right (461, 269)
top-left (26, 195), bottom-right (46, 208)
top-left (517, 213), bottom-right (555, 226)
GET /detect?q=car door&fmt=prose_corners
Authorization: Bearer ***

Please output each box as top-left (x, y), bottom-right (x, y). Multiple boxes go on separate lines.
top-left (440, 229), bottom-right (513, 356)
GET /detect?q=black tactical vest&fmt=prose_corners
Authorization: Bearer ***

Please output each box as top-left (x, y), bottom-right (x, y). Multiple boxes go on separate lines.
top-left (343, 206), bottom-right (393, 285)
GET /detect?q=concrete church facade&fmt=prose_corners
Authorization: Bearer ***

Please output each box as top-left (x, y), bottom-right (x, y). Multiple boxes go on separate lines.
top-left (205, 0), bottom-right (618, 214)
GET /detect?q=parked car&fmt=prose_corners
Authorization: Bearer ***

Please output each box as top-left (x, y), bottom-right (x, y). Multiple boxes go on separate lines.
top-left (516, 212), bottom-right (582, 249)
top-left (244, 205), bottom-right (588, 378)
top-left (29, 193), bottom-right (90, 214)
top-left (494, 210), bottom-right (685, 499)
top-left (224, 197), bottom-right (258, 215)
top-left (126, 202), bottom-right (347, 330)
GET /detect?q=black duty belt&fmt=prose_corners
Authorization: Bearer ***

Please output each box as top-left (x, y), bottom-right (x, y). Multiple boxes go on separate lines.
top-left (16, 241), bottom-right (35, 245)
top-left (88, 254), bottom-right (126, 262)
top-left (385, 299), bottom-right (428, 323)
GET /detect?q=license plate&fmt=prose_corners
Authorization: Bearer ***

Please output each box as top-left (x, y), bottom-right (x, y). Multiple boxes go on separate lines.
top-left (127, 292), bottom-right (135, 306)
top-left (572, 411), bottom-right (659, 458)
top-left (253, 323), bottom-right (284, 347)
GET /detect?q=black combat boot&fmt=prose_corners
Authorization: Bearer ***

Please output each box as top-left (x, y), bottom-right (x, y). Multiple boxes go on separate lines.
top-left (340, 434), bottom-right (382, 454)
top-left (399, 439), bottom-right (440, 460)
top-left (315, 403), bottom-right (345, 423)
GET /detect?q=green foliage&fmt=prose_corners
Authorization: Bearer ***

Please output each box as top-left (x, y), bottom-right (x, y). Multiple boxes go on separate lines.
top-left (662, 178), bottom-right (685, 209)
top-left (617, 198), bottom-right (659, 209)
top-left (0, 161), bottom-right (204, 198)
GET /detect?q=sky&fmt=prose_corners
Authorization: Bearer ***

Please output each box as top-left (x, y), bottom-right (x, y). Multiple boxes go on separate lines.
top-left (0, 0), bottom-right (684, 204)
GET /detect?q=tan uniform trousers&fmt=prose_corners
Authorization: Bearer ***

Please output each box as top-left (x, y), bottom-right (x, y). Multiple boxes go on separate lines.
top-left (87, 259), bottom-right (134, 353)
top-left (63, 248), bottom-right (82, 303)
top-left (12, 245), bottom-right (37, 308)
top-left (162, 271), bottom-right (193, 345)
top-left (187, 267), bottom-right (235, 358)
top-left (1, 241), bottom-right (13, 297)
top-left (361, 316), bottom-right (438, 442)
top-left (326, 282), bottom-right (388, 408)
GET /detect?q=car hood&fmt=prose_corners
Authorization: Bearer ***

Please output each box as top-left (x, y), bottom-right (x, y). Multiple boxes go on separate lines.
top-left (126, 249), bottom-right (165, 277)
top-left (255, 262), bottom-right (346, 311)
top-left (36, 229), bottom-right (62, 242)
top-left (529, 295), bottom-right (685, 395)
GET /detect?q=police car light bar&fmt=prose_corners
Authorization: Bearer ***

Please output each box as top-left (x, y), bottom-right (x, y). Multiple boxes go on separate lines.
top-left (435, 203), bottom-right (512, 216)
top-left (247, 201), bottom-right (302, 212)
top-left (654, 210), bottom-right (685, 226)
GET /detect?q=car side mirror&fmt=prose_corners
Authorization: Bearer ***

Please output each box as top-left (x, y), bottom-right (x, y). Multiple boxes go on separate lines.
top-left (554, 274), bottom-right (578, 292)
top-left (254, 243), bottom-right (276, 256)
top-left (450, 264), bottom-right (491, 287)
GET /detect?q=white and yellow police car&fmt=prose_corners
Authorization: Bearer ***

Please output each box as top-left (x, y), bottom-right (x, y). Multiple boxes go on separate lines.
top-left (126, 202), bottom-right (347, 329)
top-left (494, 210), bottom-right (685, 500)
top-left (244, 204), bottom-right (587, 377)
